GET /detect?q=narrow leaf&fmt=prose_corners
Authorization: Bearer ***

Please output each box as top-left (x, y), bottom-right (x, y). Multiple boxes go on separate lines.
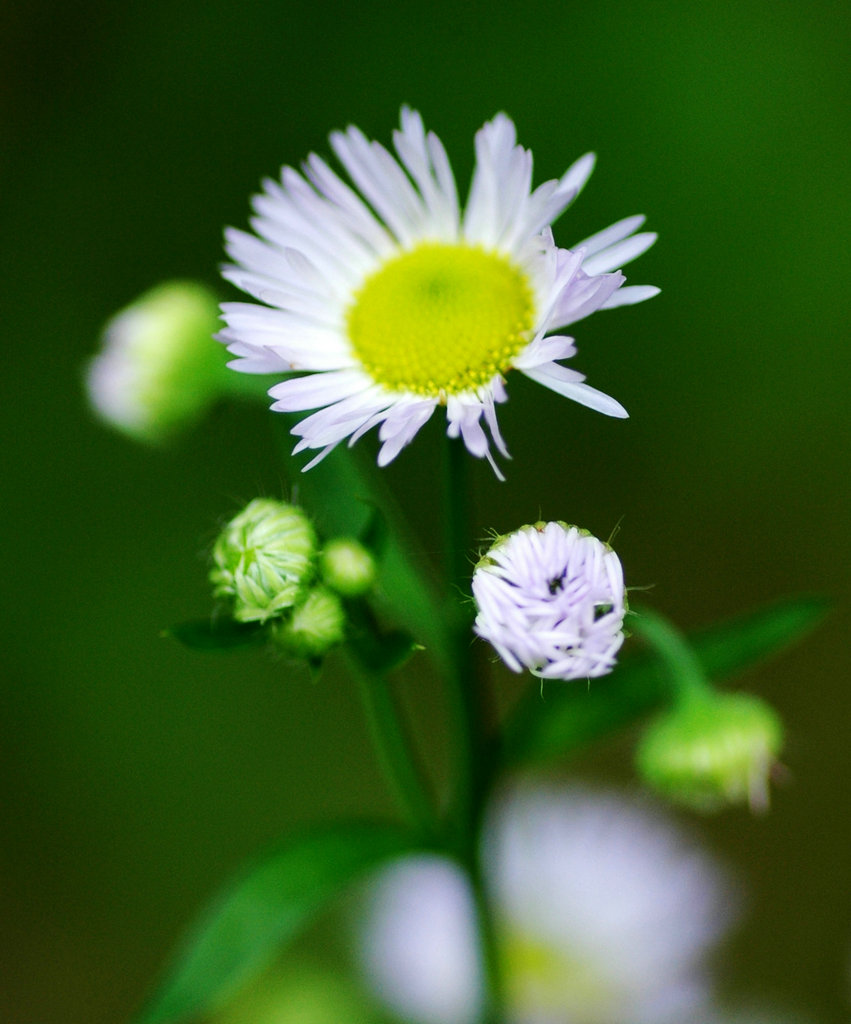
top-left (164, 618), bottom-right (266, 651)
top-left (135, 823), bottom-right (416, 1024)
top-left (501, 595), bottom-right (829, 768)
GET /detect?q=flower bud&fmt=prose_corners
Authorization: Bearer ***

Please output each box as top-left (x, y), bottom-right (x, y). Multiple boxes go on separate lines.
top-left (271, 586), bottom-right (346, 660)
top-left (319, 537), bottom-right (377, 597)
top-left (472, 521), bottom-right (626, 680)
top-left (86, 280), bottom-right (226, 442)
top-left (636, 692), bottom-right (784, 812)
top-left (210, 499), bottom-right (317, 622)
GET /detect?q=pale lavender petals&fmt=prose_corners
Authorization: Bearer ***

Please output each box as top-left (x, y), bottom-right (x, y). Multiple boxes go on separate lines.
top-left (472, 522), bottom-right (627, 680)
top-left (268, 369), bottom-right (370, 411)
top-left (377, 401), bottom-right (437, 466)
top-left (549, 269), bottom-right (625, 329)
top-left (574, 214), bottom-right (646, 256)
top-left (557, 150), bottom-right (596, 204)
top-left (581, 231), bottom-right (658, 276)
top-left (393, 106), bottom-right (460, 240)
top-left (513, 333), bottom-right (577, 369)
top-left (602, 284), bottom-right (661, 309)
top-left (522, 363), bottom-right (628, 418)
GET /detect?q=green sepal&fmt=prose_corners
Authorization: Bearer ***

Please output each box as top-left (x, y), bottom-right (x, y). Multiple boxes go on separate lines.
top-left (134, 822), bottom-right (418, 1024)
top-left (501, 595), bottom-right (829, 768)
top-left (163, 617), bottom-right (267, 651)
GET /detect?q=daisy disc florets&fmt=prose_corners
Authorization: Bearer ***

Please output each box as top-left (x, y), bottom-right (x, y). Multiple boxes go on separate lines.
top-left (219, 109), bottom-right (658, 476)
top-left (472, 521), bottom-right (627, 680)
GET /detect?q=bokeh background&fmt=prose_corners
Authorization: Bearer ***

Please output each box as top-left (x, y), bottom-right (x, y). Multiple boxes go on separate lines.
top-left (2, 0), bottom-right (849, 1021)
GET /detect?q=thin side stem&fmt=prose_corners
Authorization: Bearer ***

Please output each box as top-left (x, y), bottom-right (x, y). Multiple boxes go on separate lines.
top-left (630, 606), bottom-right (713, 704)
top-left (468, 854), bottom-right (506, 1023)
top-left (350, 659), bottom-right (437, 840)
top-left (345, 601), bottom-right (438, 841)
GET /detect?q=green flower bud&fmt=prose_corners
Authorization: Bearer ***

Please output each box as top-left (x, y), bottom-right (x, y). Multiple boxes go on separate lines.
top-left (319, 537), bottom-right (377, 597)
top-left (210, 499), bottom-right (318, 622)
top-left (637, 692), bottom-right (784, 812)
top-left (86, 280), bottom-right (226, 443)
top-left (271, 586), bottom-right (346, 660)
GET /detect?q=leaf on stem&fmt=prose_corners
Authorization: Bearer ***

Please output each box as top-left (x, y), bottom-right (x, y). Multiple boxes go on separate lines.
top-left (501, 595), bottom-right (829, 768)
top-left (134, 822), bottom-right (417, 1024)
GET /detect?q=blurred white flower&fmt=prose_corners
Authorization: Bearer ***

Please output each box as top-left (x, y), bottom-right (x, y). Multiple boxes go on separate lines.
top-left (472, 522), bottom-right (626, 680)
top-left (220, 108), bottom-right (657, 475)
top-left (358, 783), bottom-right (736, 1024)
top-left (359, 857), bottom-right (485, 1024)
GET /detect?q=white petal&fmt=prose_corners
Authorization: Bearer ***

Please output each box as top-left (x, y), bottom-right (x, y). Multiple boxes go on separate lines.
top-left (601, 285), bottom-right (661, 309)
top-left (582, 232), bottom-right (658, 276)
top-left (267, 369), bottom-right (367, 411)
top-left (331, 126), bottom-right (425, 245)
top-left (558, 151), bottom-right (596, 202)
top-left (549, 270), bottom-right (625, 329)
top-left (393, 107), bottom-right (460, 240)
top-left (574, 214), bottom-right (646, 255)
top-left (289, 388), bottom-right (389, 444)
top-left (376, 400), bottom-right (437, 465)
top-left (513, 334), bottom-right (576, 370)
top-left (522, 364), bottom-right (628, 417)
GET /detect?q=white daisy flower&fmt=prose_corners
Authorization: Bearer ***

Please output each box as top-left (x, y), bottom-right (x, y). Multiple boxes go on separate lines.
top-left (219, 109), bottom-right (658, 476)
top-left (358, 783), bottom-right (736, 1024)
top-left (472, 521), bottom-right (627, 680)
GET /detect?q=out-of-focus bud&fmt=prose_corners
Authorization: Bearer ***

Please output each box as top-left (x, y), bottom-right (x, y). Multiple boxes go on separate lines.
top-left (472, 521), bottom-right (627, 681)
top-left (86, 280), bottom-right (226, 442)
top-left (210, 499), bottom-right (317, 623)
top-left (271, 586), bottom-right (346, 660)
top-left (637, 692), bottom-right (784, 812)
top-left (319, 537), bottom-right (377, 598)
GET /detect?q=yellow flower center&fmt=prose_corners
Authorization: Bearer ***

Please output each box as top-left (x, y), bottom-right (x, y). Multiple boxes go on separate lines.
top-left (346, 243), bottom-right (535, 397)
top-left (500, 930), bottom-right (616, 1020)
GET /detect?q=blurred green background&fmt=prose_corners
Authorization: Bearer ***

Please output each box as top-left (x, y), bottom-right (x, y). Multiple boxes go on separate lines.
top-left (2, 0), bottom-right (849, 1021)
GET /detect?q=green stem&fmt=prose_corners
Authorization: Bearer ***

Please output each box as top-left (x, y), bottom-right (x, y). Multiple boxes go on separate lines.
top-left (469, 855), bottom-right (506, 1023)
top-left (441, 438), bottom-right (480, 838)
top-left (441, 438), bottom-right (504, 1022)
top-left (630, 606), bottom-right (713, 704)
top-left (345, 603), bottom-right (437, 841)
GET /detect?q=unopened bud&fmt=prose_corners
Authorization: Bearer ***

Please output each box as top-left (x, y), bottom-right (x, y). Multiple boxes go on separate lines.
top-left (271, 586), bottom-right (346, 660)
top-left (86, 280), bottom-right (225, 442)
top-left (472, 521), bottom-right (627, 681)
top-left (637, 692), bottom-right (784, 812)
top-left (210, 499), bottom-right (317, 622)
top-left (319, 538), bottom-right (377, 598)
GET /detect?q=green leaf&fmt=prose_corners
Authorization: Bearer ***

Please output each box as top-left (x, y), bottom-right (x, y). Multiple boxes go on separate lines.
top-left (344, 599), bottom-right (422, 676)
top-left (349, 628), bottom-right (422, 675)
top-left (135, 822), bottom-right (417, 1024)
top-left (164, 617), bottom-right (266, 651)
top-left (501, 595), bottom-right (829, 768)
